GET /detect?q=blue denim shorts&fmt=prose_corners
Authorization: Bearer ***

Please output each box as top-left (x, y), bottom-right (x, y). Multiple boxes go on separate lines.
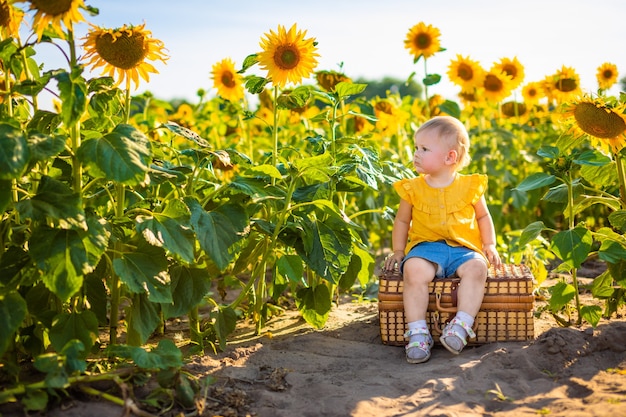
top-left (400, 241), bottom-right (485, 278)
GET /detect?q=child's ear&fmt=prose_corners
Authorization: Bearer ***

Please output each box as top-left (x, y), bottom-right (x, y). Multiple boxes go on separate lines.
top-left (445, 149), bottom-right (458, 165)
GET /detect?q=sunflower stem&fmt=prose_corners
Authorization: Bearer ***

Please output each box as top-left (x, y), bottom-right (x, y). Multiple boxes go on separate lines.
top-left (565, 170), bottom-right (582, 324)
top-left (423, 58), bottom-right (430, 118)
top-left (614, 151), bottom-right (626, 209)
top-left (271, 86), bottom-right (279, 177)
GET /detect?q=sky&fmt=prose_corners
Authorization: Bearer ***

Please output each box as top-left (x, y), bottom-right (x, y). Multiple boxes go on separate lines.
top-left (30, 0), bottom-right (626, 106)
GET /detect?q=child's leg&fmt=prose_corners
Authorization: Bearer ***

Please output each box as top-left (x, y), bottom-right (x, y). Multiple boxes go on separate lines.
top-left (403, 257), bottom-right (436, 363)
top-left (441, 258), bottom-right (488, 354)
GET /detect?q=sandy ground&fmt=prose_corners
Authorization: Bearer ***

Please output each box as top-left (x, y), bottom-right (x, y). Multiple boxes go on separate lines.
top-left (5, 280), bottom-right (626, 417)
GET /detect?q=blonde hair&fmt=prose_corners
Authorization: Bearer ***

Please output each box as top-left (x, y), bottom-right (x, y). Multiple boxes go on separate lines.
top-left (415, 115), bottom-right (471, 169)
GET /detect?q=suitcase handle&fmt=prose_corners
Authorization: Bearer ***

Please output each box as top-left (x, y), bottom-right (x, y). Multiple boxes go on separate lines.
top-left (432, 293), bottom-right (478, 336)
top-left (435, 291), bottom-right (457, 313)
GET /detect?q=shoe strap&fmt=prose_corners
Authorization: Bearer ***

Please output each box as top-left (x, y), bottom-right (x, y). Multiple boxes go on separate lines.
top-left (404, 327), bottom-right (431, 339)
top-left (446, 317), bottom-right (476, 339)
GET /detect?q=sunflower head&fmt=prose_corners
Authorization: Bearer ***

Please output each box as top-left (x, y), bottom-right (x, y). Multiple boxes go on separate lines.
top-left (596, 62), bottom-right (618, 91)
top-left (0, 0), bottom-right (24, 38)
top-left (316, 70), bottom-right (351, 92)
top-left (82, 23), bottom-right (169, 89)
top-left (481, 70), bottom-right (514, 103)
top-left (447, 54), bottom-right (484, 90)
top-left (562, 96), bottom-right (626, 153)
top-left (492, 57), bottom-right (525, 90)
top-left (257, 23), bottom-right (319, 89)
top-left (404, 22), bottom-right (442, 62)
top-left (521, 81), bottom-right (543, 105)
top-left (501, 101), bottom-right (527, 118)
top-left (211, 58), bottom-right (244, 102)
top-left (546, 66), bottom-right (581, 103)
top-left (25, 0), bottom-right (86, 40)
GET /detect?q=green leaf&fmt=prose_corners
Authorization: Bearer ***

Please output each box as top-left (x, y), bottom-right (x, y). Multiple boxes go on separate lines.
top-left (136, 199), bottom-right (195, 264)
top-left (213, 306), bottom-right (238, 351)
top-left (55, 68), bottom-right (88, 126)
top-left (518, 221), bottom-right (545, 247)
top-left (437, 100), bottom-right (461, 118)
top-left (513, 172), bottom-right (556, 192)
top-left (550, 226), bottom-right (592, 269)
top-left (29, 218), bottom-right (108, 301)
top-left (591, 270), bottom-right (615, 298)
top-left (22, 389), bottom-right (48, 412)
top-left (78, 124), bottom-right (151, 185)
top-left (295, 206), bottom-right (353, 284)
top-left (0, 123), bottom-right (29, 180)
top-left (580, 305), bottom-right (602, 327)
top-left (126, 292), bottom-right (161, 346)
top-left (0, 179), bottom-right (11, 212)
top-left (244, 75), bottom-right (269, 94)
top-left (295, 284), bottom-right (332, 329)
top-left (185, 198), bottom-right (249, 271)
top-left (549, 281), bottom-right (576, 310)
top-left (334, 81), bottom-right (367, 99)
top-left (132, 339), bottom-right (183, 370)
top-left (277, 86), bottom-right (312, 110)
top-left (0, 291), bottom-right (27, 357)
top-left (580, 162), bottom-right (619, 187)
top-left (277, 254), bottom-right (305, 285)
top-left (162, 265), bottom-right (212, 319)
top-left (244, 164), bottom-right (283, 180)
top-left (609, 210), bottom-right (626, 232)
top-left (16, 175), bottom-right (86, 230)
top-left (113, 242), bottom-right (172, 303)
top-left (49, 311), bottom-right (98, 359)
top-left (61, 339), bottom-right (87, 374)
top-left (423, 73), bottom-right (441, 86)
top-left (240, 53), bottom-right (258, 72)
top-left (596, 227), bottom-right (626, 264)
top-left (537, 145), bottom-right (560, 159)
top-left (161, 122), bottom-right (209, 148)
top-left (27, 132), bottom-right (66, 162)
top-left (340, 245), bottom-right (375, 289)
top-left (573, 149), bottom-right (611, 166)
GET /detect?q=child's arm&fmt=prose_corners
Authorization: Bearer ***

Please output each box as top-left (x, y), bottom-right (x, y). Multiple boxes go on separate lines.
top-left (474, 196), bottom-right (502, 266)
top-left (384, 199), bottom-right (412, 271)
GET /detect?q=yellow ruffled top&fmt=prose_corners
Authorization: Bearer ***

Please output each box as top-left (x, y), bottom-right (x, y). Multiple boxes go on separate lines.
top-left (393, 173), bottom-right (488, 257)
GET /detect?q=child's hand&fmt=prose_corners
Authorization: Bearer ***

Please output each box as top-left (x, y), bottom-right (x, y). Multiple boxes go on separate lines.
top-left (384, 250), bottom-right (404, 272)
top-left (483, 244), bottom-right (501, 267)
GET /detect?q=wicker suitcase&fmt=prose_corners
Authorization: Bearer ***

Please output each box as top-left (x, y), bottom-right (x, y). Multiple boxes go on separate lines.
top-left (378, 263), bottom-right (536, 346)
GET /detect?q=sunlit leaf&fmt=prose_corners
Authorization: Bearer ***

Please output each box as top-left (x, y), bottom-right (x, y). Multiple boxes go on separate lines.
top-left (550, 226), bottom-right (592, 268)
top-left (136, 199), bottom-right (195, 264)
top-left (78, 124), bottom-right (151, 185)
top-left (162, 265), bottom-right (212, 319)
top-left (513, 173), bottom-right (556, 192)
top-left (549, 281), bottom-right (576, 310)
top-left (518, 221), bottom-right (545, 247)
top-left (113, 242), bottom-right (171, 303)
top-left (185, 198), bottom-right (249, 271)
top-left (0, 123), bottom-right (28, 180)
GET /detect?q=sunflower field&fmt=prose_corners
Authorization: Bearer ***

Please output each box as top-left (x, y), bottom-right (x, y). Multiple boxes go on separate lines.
top-left (1, 1), bottom-right (626, 414)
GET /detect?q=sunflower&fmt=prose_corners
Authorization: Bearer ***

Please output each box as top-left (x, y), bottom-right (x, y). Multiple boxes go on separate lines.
top-left (562, 96), bottom-right (626, 153)
top-left (596, 62), bottom-right (618, 91)
top-left (480, 69), bottom-right (514, 103)
top-left (521, 82), bottom-right (543, 105)
top-left (82, 23), bottom-right (169, 89)
top-left (501, 101), bottom-right (527, 118)
top-left (211, 58), bottom-right (244, 102)
top-left (447, 54), bottom-right (484, 90)
top-left (22, 0), bottom-right (86, 40)
top-left (491, 57), bottom-right (525, 90)
top-left (545, 66), bottom-right (581, 103)
top-left (316, 70), bottom-right (351, 92)
top-left (257, 23), bottom-right (319, 89)
top-left (0, 0), bottom-right (24, 39)
top-left (404, 22), bottom-right (442, 62)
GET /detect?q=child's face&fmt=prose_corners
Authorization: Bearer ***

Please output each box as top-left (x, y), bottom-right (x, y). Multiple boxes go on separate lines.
top-left (412, 129), bottom-right (455, 174)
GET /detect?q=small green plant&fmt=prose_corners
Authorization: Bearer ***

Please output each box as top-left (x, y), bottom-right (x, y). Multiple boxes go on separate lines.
top-left (486, 383), bottom-right (514, 402)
